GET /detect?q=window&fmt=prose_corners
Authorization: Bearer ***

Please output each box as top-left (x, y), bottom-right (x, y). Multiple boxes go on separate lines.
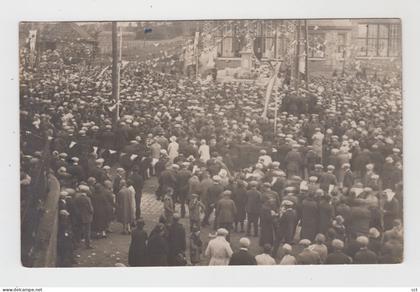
top-left (215, 23), bottom-right (241, 58)
top-left (357, 23), bottom-right (401, 57)
top-left (308, 33), bottom-right (326, 58)
top-left (215, 20), bottom-right (287, 59)
top-left (336, 33), bottom-right (347, 57)
top-left (389, 23), bottom-right (401, 57)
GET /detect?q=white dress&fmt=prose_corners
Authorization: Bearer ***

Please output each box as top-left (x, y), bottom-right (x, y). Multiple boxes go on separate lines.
top-left (198, 144), bottom-right (210, 163)
top-left (168, 141), bottom-right (179, 162)
top-left (205, 236), bottom-right (233, 265)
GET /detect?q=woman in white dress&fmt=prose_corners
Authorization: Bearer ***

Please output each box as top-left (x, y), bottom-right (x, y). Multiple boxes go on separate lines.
top-left (198, 139), bottom-right (210, 163)
top-left (167, 136), bottom-right (179, 163)
top-left (312, 128), bottom-right (324, 160)
top-left (205, 228), bottom-right (233, 265)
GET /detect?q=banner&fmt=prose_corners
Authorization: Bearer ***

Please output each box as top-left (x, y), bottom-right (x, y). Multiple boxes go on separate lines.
top-left (262, 62), bottom-right (282, 118)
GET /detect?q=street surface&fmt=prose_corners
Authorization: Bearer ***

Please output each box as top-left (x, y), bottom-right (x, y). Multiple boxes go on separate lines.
top-left (73, 177), bottom-right (274, 267)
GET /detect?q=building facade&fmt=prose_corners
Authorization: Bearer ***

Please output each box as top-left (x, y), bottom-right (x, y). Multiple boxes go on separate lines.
top-left (207, 19), bottom-right (401, 76)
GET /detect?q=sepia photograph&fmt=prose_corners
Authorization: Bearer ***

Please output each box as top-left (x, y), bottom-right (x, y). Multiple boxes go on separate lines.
top-left (19, 18), bottom-right (403, 268)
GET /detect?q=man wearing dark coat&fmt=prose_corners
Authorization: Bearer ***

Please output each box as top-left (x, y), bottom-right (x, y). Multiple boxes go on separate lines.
top-left (99, 125), bottom-right (115, 151)
top-left (202, 176), bottom-right (224, 228)
top-left (167, 214), bottom-right (187, 266)
top-left (341, 163), bottom-right (354, 194)
top-left (300, 193), bottom-right (319, 242)
top-left (128, 219), bottom-right (148, 267)
top-left (370, 145), bottom-right (385, 175)
top-left (154, 155), bottom-right (169, 178)
top-left (113, 168), bottom-right (125, 195)
top-left (284, 145), bottom-right (303, 178)
top-left (175, 163), bottom-right (192, 218)
top-left (349, 199), bottom-right (371, 238)
top-left (325, 239), bottom-right (352, 264)
top-left (304, 146), bottom-right (321, 178)
top-left (318, 195), bottom-right (334, 236)
top-left (232, 180), bottom-right (248, 232)
top-left (91, 183), bottom-right (110, 238)
top-left (353, 236), bottom-right (378, 264)
top-left (90, 160), bottom-right (108, 184)
top-left (319, 165), bottom-right (337, 193)
top-left (215, 190), bottom-right (237, 235)
top-left (310, 164), bottom-right (325, 182)
top-left (245, 181), bottom-right (262, 237)
top-left (147, 223), bottom-right (169, 266)
top-left (272, 200), bottom-right (297, 257)
top-left (296, 239), bottom-right (321, 264)
top-left (229, 237), bottom-right (256, 265)
top-left (114, 123), bottom-right (129, 151)
top-left (276, 139), bottom-right (292, 167)
top-left (271, 171), bottom-right (287, 199)
top-left (73, 189), bottom-right (94, 249)
top-left (259, 200), bottom-right (275, 247)
top-left (383, 191), bottom-right (400, 231)
top-left (381, 158), bottom-right (398, 190)
top-left (128, 166), bottom-right (144, 220)
top-left (157, 166), bottom-right (177, 200)
top-left (67, 157), bottom-right (85, 185)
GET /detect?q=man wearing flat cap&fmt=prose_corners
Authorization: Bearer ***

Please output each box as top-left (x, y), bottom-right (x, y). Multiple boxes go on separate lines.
top-left (272, 199), bottom-right (297, 257)
top-left (168, 213), bottom-right (187, 266)
top-left (215, 190), bottom-right (237, 238)
top-left (156, 164), bottom-right (177, 201)
top-left (175, 162), bottom-right (192, 218)
top-left (284, 144), bottom-right (303, 179)
top-left (341, 163), bottom-right (354, 194)
top-left (73, 186), bottom-right (94, 249)
top-left (245, 181), bottom-right (262, 237)
top-left (325, 239), bottom-right (352, 264)
top-left (353, 236), bottom-right (378, 264)
top-left (200, 174), bottom-right (221, 225)
top-left (296, 239), bottom-right (321, 265)
top-left (229, 237), bottom-right (257, 265)
top-left (67, 157), bottom-right (85, 186)
top-left (300, 191), bottom-right (319, 242)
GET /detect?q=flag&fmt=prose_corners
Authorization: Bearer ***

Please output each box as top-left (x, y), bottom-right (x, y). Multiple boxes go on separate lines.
top-left (262, 62), bottom-right (281, 118)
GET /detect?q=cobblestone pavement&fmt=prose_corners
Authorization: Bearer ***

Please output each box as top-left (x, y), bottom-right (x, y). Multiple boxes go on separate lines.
top-left (73, 177), bottom-right (281, 267)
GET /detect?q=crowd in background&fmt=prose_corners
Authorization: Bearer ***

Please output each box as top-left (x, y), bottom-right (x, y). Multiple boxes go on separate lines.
top-left (20, 43), bottom-right (403, 266)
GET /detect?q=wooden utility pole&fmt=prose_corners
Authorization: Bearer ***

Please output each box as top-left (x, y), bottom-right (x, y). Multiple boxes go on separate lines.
top-left (295, 20), bottom-right (301, 92)
top-left (305, 19), bottom-right (309, 90)
top-left (194, 21), bottom-right (200, 79)
top-left (112, 22), bottom-right (120, 125)
top-left (342, 48), bottom-right (346, 76)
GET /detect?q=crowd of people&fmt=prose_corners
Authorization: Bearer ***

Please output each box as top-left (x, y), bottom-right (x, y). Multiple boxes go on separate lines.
top-left (20, 38), bottom-right (403, 266)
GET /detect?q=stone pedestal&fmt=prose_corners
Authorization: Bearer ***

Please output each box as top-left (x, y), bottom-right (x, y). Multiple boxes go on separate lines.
top-left (240, 50), bottom-right (253, 71)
